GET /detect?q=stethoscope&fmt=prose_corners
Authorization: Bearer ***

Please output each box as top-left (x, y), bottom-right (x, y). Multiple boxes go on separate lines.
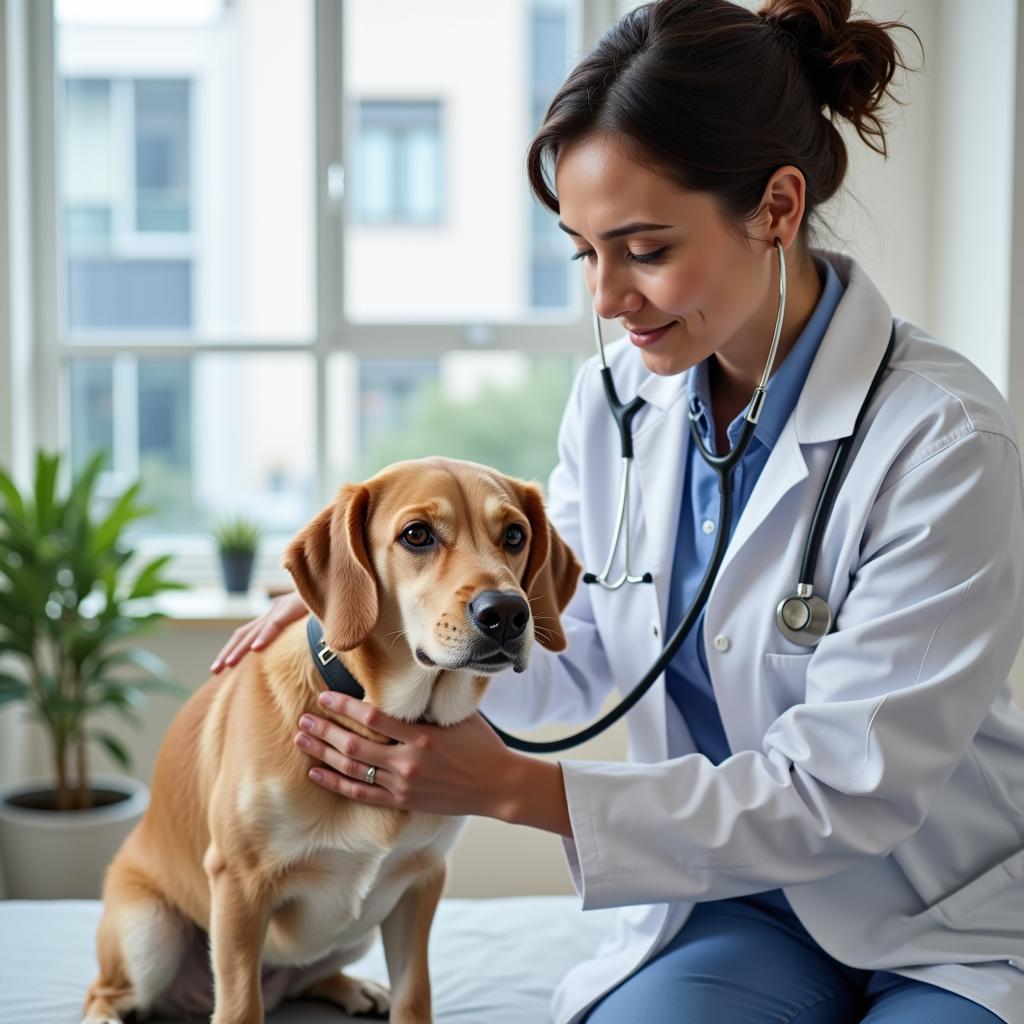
top-left (484, 239), bottom-right (894, 754)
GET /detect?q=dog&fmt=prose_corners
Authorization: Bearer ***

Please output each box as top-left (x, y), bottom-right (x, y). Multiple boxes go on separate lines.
top-left (81, 456), bottom-right (580, 1024)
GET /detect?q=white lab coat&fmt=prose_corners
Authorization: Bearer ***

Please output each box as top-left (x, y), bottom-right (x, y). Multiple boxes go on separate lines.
top-left (481, 250), bottom-right (1024, 1023)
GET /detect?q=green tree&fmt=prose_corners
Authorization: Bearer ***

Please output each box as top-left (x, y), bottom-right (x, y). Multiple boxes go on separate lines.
top-left (357, 358), bottom-right (576, 484)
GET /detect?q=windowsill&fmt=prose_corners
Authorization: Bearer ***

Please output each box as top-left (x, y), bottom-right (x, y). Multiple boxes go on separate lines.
top-left (128, 535), bottom-right (296, 598)
top-left (137, 587), bottom-right (277, 625)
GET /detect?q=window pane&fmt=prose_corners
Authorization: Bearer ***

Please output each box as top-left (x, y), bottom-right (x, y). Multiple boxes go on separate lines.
top-left (404, 126), bottom-right (441, 222)
top-left (69, 353), bottom-right (316, 537)
top-left (327, 351), bottom-right (576, 486)
top-left (134, 80), bottom-right (191, 232)
top-left (68, 258), bottom-right (191, 329)
top-left (64, 78), bottom-right (114, 248)
top-left (56, 1), bottom-right (315, 339)
top-left (68, 359), bottom-right (114, 477)
top-left (343, 0), bottom-right (579, 323)
top-left (356, 127), bottom-right (396, 222)
top-left (355, 101), bottom-right (442, 224)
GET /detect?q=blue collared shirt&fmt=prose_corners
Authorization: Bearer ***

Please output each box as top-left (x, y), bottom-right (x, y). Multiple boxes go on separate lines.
top-left (664, 255), bottom-right (844, 914)
top-left (659, 254), bottom-right (843, 765)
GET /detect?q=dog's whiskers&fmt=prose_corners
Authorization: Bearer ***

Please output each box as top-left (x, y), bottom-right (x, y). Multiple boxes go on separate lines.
top-left (383, 628), bottom-right (408, 649)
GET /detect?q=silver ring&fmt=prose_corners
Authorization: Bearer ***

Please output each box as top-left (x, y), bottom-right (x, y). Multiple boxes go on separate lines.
top-left (364, 764), bottom-right (377, 786)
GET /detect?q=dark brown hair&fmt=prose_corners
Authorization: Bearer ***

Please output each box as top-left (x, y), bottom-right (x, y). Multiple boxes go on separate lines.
top-left (526, 0), bottom-right (921, 242)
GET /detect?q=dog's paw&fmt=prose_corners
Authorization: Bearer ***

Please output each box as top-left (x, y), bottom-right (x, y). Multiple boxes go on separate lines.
top-left (303, 971), bottom-right (391, 1016)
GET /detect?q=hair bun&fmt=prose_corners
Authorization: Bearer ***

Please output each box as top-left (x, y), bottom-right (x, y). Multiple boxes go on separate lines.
top-left (758, 0), bottom-right (915, 156)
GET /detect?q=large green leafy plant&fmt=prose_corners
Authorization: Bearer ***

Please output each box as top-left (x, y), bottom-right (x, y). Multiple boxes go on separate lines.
top-left (0, 451), bottom-right (188, 811)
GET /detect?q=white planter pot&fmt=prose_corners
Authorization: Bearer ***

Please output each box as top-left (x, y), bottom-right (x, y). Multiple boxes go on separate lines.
top-left (0, 774), bottom-right (149, 900)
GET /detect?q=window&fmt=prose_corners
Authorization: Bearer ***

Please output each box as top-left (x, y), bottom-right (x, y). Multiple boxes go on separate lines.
top-left (34, 0), bottom-right (593, 583)
top-left (530, 2), bottom-right (570, 309)
top-left (68, 353), bottom-right (317, 536)
top-left (342, 0), bottom-right (584, 323)
top-left (355, 101), bottom-right (443, 224)
top-left (63, 77), bottom-right (194, 330)
top-left (134, 80), bottom-right (191, 233)
top-left (327, 352), bottom-right (575, 487)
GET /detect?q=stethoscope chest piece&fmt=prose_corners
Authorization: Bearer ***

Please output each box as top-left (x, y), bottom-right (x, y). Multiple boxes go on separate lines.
top-left (775, 585), bottom-right (832, 647)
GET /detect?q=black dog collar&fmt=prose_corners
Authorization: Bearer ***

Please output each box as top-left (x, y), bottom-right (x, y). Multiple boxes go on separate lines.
top-left (306, 616), bottom-right (366, 699)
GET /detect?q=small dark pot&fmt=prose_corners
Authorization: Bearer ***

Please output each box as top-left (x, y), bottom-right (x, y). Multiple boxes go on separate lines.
top-left (220, 551), bottom-right (256, 593)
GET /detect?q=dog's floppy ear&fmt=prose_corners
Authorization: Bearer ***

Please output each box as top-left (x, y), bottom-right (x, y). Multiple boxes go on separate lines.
top-left (518, 482), bottom-right (581, 652)
top-left (282, 483), bottom-right (378, 652)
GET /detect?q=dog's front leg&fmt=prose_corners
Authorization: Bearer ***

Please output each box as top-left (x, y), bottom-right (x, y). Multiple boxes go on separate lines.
top-left (380, 862), bottom-right (447, 1024)
top-left (205, 845), bottom-right (271, 1024)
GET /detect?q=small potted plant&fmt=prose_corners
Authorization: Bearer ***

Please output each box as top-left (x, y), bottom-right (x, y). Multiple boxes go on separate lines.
top-left (0, 449), bottom-right (189, 898)
top-left (212, 514), bottom-right (263, 594)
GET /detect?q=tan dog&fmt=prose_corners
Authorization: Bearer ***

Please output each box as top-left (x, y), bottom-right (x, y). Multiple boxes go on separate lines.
top-left (81, 457), bottom-right (580, 1024)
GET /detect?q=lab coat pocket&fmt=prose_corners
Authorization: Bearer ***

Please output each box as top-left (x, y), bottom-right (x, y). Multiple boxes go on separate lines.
top-left (761, 651), bottom-right (814, 721)
top-left (925, 847), bottom-right (1024, 930)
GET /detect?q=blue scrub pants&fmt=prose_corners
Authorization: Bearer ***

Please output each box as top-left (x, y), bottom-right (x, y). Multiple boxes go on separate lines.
top-left (583, 893), bottom-right (1004, 1023)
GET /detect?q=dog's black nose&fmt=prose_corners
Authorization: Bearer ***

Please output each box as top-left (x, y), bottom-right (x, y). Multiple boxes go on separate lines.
top-left (468, 590), bottom-right (530, 644)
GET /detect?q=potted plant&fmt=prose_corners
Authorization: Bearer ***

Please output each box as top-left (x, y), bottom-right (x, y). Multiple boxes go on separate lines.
top-left (212, 514), bottom-right (262, 594)
top-left (0, 449), bottom-right (188, 898)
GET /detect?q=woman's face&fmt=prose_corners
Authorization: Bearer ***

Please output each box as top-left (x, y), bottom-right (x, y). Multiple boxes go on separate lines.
top-left (554, 133), bottom-right (780, 379)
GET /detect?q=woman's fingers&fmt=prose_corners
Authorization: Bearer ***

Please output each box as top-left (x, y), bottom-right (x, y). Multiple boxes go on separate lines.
top-left (209, 593), bottom-right (305, 673)
top-left (306, 762), bottom-right (396, 805)
top-left (298, 714), bottom-right (389, 768)
top-left (210, 626), bottom-right (250, 673)
top-left (295, 731), bottom-right (385, 784)
top-left (315, 692), bottom-right (421, 744)
top-left (294, 730), bottom-right (396, 806)
top-left (210, 622), bottom-right (263, 672)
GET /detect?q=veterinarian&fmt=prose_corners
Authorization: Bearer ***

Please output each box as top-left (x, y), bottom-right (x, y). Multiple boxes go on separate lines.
top-left (211, 0), bottom-right (1024, 1020)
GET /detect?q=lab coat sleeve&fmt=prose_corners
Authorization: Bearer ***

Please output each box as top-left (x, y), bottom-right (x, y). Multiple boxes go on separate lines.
top-left (479, 357), bottom-right (617, 730)
top-left (558, 427), bottom-right (1024, 910)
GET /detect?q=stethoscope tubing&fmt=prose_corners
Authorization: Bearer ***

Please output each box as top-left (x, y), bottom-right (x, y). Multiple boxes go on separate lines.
top-left (484, 243), bottom-right (894, 754)
top-left (482, 401), bottom-right (744, 753)
top-left (797, 329), bottom-right (895, 588)
top-left (483, 242), bottom-right (785, 753)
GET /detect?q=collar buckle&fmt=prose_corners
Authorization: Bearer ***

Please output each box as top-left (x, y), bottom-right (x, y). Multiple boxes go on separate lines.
top-left (317, 639), bottom-right (337, 666)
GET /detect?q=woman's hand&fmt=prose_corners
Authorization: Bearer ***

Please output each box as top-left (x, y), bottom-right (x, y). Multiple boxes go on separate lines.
top-left (295, 693), bottom-right (572, 835)
top-left (210, 590), bottom-right (308, 673)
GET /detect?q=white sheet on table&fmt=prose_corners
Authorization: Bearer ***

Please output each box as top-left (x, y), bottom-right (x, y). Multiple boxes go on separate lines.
top-left (0, 895), bottom-right (619, 1023)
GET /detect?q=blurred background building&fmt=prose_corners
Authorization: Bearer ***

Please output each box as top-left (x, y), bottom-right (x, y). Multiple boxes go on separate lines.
top-left (56, 0), bottom-right (579, 561)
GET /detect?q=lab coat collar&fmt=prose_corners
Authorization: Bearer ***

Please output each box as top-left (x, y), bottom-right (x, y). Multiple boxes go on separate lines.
top-left (632, 250), bottom-right (893, 443)
top-left (794, 251), bottom-right (893, 444)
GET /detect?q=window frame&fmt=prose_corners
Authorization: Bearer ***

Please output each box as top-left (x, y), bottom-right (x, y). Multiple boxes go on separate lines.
top-left (25, 0), bottom-right (614, 585)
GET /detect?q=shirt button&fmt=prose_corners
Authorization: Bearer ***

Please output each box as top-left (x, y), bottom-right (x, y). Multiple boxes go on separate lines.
top-left (702, 519), bottom-right (715, 535)
top-left (713, 635), bottom-right (730, 652)
top-left (652, 623), bottom-right (660, 638)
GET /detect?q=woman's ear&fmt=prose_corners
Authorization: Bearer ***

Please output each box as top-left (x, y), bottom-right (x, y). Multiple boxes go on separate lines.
top-left (518, 481), bottom-right (582, 652)
top-left (282, 483), bottom-right (378, 651)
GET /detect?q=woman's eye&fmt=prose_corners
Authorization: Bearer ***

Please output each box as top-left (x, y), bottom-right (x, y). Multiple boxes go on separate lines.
top-left (401, 524), bottom-right (434, 548)
top-left (504, 524), bottom-right (526, 550)
top-left (569, 247), bottom-right (669, 265)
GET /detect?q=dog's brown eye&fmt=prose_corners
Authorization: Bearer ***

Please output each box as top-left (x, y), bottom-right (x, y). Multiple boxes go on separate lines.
top-left (504, 524), bottom-right (526, 551)
top-left (401, 523), bottom-right (434, 548)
